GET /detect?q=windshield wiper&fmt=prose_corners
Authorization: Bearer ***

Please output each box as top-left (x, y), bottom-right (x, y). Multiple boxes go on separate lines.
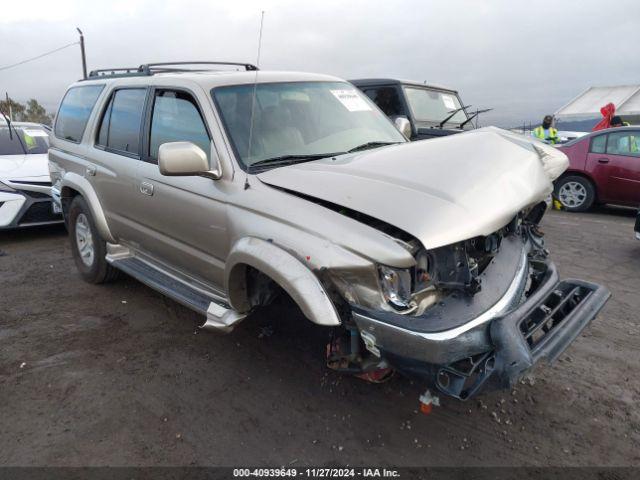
top-left (458, 108), bottom-right (493, 129)
top-left (0, 110), bottom-right (14, 140)
top-left (248, 153), bottom-right (343, 172)
top-left (347, 141), bottom-right (400, 153)
top-left (438, 105), bottom-right (471, 128)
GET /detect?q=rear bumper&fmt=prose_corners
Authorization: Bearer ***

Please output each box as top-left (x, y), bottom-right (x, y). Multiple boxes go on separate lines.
top-left (352, 262), bottom-right (610, 400)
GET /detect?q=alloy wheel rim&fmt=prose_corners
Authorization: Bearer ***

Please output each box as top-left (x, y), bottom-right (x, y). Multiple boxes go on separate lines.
top-left (75, 213), bottom-right (95, 267)
top-left (558, 181), bottom-right (587, 208)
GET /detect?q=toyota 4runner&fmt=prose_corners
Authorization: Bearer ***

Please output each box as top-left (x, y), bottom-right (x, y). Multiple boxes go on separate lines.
top-left (49, 62), bottom-right (610, 401)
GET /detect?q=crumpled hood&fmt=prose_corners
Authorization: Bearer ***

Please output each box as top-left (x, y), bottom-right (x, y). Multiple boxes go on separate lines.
top-left (257, 127), bottom-right (568, 249)
top-left (0, 153), bottom-right (50, 180)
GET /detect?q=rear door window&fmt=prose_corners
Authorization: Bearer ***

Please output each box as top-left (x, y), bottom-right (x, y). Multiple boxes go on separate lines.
top-left (148, 89), bottom-right (210, 162)
top-left (54, 85), bottom-right (104, 143)
top-left (606, 131), bottom-right (640, 157)
top-left (96, 88), bottom-right (147, 155)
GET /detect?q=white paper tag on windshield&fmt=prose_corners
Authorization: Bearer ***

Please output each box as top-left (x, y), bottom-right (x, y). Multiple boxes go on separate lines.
top-left (23, 129), bottom-right (48, 137)
top-left (330, 89), bottom-right (372, 112)
top-left (442, 94), bottom-right (456, 110)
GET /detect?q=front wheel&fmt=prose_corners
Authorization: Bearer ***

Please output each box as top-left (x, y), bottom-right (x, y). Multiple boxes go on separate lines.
top-left (68, 196), bottom-right (119, 284)
top-left (554, 175), bottom-right (595, 212)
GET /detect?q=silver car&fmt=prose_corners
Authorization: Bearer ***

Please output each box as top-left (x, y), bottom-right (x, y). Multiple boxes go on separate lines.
top-left (49, 62), bottom-right (610, 401)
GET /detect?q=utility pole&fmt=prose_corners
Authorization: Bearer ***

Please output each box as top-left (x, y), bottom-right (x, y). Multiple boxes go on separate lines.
top-left (77, 27), bottom-right (87, 79)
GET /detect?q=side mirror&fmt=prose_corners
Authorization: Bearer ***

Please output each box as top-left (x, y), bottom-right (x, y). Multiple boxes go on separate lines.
top-left (158, 141), bottom-right (222, 180)
top-left (394, 116), bottom-right (412, 139)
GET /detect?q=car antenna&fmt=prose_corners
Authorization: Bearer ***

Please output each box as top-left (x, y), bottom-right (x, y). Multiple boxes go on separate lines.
top-left (244, 10), bottom-right (265, 190)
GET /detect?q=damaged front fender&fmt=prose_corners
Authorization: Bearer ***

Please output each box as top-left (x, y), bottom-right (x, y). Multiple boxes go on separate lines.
top-left (225, 237), bottom-right (342, 326)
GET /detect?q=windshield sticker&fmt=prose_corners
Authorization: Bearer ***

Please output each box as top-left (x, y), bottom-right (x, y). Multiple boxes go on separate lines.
top-left (23, 129), bottom-right (48, 137)
top-left (330, 89), bottom-right (372, 112)
top-left (442, 94), bottom-right (456, 110)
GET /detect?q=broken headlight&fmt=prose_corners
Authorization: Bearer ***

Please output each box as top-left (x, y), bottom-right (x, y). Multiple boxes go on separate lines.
top-left (378, 265), bottom-right (412, 310)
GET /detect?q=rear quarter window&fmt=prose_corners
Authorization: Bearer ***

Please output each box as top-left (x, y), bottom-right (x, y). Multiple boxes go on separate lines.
top-left (54, 85), bottom-right (104, 143)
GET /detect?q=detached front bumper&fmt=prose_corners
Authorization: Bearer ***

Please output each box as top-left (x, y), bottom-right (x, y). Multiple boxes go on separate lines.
top-left (352, 260), bottom-right (610, 400)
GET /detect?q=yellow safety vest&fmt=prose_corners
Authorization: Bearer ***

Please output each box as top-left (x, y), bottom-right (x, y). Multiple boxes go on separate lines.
top-left (533, 126), bottom-right (558, 144)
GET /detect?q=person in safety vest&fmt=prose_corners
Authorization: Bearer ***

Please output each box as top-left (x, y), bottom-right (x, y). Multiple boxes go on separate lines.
top-left (610, 116), bottom-right (630, 128)
top-left (532, 115), bottom-right (558, 144)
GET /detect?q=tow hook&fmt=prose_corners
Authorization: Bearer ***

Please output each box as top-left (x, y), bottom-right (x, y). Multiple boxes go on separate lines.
top-left (419, 389), bottom-right (440, 415)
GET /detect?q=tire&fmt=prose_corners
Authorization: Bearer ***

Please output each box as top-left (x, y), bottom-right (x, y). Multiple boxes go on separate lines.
top-left (68, 196), bottom-right (119, 284)
top-left (554, 175), bottom-right (596, 212)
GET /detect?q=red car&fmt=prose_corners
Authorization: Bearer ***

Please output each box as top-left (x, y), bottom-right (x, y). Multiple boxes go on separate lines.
top-left (555, 126), bottom-right (640, 211)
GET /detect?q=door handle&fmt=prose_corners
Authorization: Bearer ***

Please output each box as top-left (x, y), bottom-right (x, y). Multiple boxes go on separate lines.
top-left (86, 164), bottom-right (97, 176)
top-left (597, 158), bottom-right (610, 164)
top-left (139, 181), bottom-right (154, 196)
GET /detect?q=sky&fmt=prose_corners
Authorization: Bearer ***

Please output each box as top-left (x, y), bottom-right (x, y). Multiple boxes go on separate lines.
top-left (1, 0), bottom-right (639, 127)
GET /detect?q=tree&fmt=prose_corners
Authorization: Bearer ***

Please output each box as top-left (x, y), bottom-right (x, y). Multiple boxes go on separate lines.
top-left (0, 98), bottom-right (25, 121)
top-left (0, 98), bottom-right (53, 126)
top-left (24, 99), bottom-right (53, 125)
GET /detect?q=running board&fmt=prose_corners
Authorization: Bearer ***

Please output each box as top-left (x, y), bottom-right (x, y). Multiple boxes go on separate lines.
top-left (109, 256), bottom-right (246, 333)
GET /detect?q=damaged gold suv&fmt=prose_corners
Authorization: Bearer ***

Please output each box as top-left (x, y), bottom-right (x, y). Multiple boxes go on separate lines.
top-left (49, 62), bottom-right (610, 401)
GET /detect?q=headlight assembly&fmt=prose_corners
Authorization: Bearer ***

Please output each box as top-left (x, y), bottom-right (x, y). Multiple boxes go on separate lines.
top-left (378, 265), bottom-right (412, 311)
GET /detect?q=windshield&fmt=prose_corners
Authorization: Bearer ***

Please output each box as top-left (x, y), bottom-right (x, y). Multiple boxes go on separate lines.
top-left (0, 126), bottom-right (49, 155)
top-left (404, 87), bottom-right (467, 124)
top-left (212, 81), bottom-right (405, 167)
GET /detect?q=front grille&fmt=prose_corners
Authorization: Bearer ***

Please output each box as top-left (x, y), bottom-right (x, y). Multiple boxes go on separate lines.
top-left (18, 201), bottom-right (62, 225)
top-left (518, 284), bottom-right (591, 351)
top-left (18, 190), bottom-right (51, 199)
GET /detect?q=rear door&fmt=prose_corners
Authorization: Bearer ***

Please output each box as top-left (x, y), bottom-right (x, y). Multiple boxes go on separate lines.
top-left (133, 87), bottom-right (228, 289)
top-left (589, 130), bottom-right (640, 205)
top-left (90, 87), bottom-right (148, 242)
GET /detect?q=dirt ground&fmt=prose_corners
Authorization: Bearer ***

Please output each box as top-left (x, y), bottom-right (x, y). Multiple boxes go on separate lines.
top-left (1, 208), bottom-right (639, 467)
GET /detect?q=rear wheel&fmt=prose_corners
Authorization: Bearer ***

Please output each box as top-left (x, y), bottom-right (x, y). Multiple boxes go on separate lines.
top-left (68, 196), bottom-right (119, 284)
top-left (554, 175), bottom-right (595, 212)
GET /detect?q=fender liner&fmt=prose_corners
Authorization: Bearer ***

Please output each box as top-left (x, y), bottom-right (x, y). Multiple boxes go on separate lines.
top-left (225, 237), bottom-right (341, 326)
top-left (61, 172), bottom-right (115, 243)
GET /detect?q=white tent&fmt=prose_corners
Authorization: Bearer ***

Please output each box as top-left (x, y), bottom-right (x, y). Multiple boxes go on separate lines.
top-left (555, 85), bottom-right (640, 119)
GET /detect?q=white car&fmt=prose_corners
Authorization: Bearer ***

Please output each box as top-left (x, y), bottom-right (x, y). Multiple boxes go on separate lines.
top-left (0, 120), bottom-right (63, 230)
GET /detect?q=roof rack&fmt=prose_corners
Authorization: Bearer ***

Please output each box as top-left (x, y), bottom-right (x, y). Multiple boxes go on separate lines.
top-left (86, 61), bottom-right (258, 79)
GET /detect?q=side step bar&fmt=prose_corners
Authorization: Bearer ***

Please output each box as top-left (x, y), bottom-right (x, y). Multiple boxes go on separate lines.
top-left (108, 255), bottom-right (246, 333)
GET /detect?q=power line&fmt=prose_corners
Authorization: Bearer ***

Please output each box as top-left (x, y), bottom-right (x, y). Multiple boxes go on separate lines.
top-left (0, 41), bottom-right (79, 73)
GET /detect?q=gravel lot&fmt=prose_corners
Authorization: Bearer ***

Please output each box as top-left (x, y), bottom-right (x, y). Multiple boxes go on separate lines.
top-left (1, 208), bottom-right (639, 467)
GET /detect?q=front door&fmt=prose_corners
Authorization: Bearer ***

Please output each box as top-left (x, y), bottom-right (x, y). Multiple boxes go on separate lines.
top-left (133, 88), bottom-right (229, 290)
